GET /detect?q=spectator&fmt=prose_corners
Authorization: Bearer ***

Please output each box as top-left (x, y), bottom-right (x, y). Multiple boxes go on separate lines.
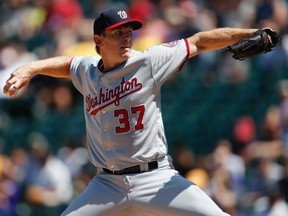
top-left (24, 133), bottom-right (73, 215)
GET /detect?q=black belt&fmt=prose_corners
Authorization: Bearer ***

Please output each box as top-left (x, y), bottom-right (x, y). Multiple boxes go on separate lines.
top-left (102, 161), bottom-right (158, 175)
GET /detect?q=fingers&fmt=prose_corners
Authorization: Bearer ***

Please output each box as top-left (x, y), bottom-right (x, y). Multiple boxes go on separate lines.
top-left (7, 84), bottom-right (19, 97)
top-left (3, 76), bottom-right (21, 97)
top-left (3, 64), bottom-right (32, 97)
top-left (4, 83), bottom-right (18, 97)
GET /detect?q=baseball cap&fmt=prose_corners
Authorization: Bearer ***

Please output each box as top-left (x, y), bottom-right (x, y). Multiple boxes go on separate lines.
top-left (93, 8), bottom-right (143, 35)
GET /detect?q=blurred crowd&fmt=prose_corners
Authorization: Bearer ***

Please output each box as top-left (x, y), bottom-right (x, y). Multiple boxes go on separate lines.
top-left (0, 0), bottom-right (288, 216)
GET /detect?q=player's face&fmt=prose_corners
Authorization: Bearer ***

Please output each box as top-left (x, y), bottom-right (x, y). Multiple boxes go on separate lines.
top-left (100, 25), bottom-right (133, 60)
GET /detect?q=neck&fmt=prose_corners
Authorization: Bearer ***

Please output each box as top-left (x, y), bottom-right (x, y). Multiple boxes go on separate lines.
top-left (98, 59), bottom-right (126, 73)
top-left (100, 52), bottom-right (130, 72)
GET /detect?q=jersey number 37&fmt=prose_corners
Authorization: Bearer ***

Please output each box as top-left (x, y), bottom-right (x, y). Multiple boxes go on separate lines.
top-left (114, 105), bottom-right (145, 134)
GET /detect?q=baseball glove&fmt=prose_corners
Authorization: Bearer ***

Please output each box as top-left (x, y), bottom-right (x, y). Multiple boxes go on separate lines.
top-left (225, 28), bottom-right (280, 60)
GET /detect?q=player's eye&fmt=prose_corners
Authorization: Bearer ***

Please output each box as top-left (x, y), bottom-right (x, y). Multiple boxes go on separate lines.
top-left (111, 28), bottom-right (132, 38)
top-left (114, 31), bottom-right (121, 36)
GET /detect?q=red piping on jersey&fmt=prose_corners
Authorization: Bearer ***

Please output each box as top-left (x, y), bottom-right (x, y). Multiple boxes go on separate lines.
top-left (68, 56), bottom-right (75, 75)
top-left (69, 56), bottom-right (75, 67)
top-left (69, 56), bottom-right (75, 64)
top-left (177, 38), bottom-right (190, 72)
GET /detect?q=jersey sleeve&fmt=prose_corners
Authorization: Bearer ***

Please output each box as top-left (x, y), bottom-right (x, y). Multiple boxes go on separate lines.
top-left (70, 56), bottom-right (100, 95)
top-left (146, 39), bottom-right (190, 85)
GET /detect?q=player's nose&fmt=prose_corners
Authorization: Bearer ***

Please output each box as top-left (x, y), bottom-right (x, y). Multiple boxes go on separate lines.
top-left (122, 32), bottom-right (132, 43)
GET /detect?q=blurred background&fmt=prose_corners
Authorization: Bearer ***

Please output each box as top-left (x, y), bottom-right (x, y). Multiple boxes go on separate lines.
top-left (0, 0), bottom-right (288, 215)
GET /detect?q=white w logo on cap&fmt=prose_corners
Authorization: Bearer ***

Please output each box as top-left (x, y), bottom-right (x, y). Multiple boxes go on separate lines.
top-left (118, 11), bottom-right (128, 19)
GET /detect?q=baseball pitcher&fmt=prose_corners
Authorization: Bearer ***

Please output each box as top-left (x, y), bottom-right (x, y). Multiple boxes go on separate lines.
top-left (3, 7), bottom-right (279, 216)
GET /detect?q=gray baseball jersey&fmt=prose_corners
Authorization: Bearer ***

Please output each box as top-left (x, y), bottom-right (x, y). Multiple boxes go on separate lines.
top-left (65, 39), bottom-right (230, 216)
top-left (70, 39), bottom-right (189, 171)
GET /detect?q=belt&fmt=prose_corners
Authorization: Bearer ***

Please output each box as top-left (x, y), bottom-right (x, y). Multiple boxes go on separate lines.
top-left (102, 161), bottom-right (158, 175)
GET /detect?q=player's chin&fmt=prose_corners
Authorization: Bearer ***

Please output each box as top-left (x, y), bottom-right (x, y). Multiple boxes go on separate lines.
top-left (120, 48), bottom-right (132, 58)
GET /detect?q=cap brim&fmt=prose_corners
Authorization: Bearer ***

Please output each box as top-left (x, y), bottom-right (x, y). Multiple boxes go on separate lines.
top-left (106, 20), bottom-right (142, 31)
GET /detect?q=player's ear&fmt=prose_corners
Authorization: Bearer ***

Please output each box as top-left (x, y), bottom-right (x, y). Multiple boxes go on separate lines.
top-left (93, 36), bottom-right (103, 46)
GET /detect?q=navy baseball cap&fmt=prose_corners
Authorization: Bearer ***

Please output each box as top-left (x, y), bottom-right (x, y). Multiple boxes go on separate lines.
top-left (93, 8), bottom-right (143, 35)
